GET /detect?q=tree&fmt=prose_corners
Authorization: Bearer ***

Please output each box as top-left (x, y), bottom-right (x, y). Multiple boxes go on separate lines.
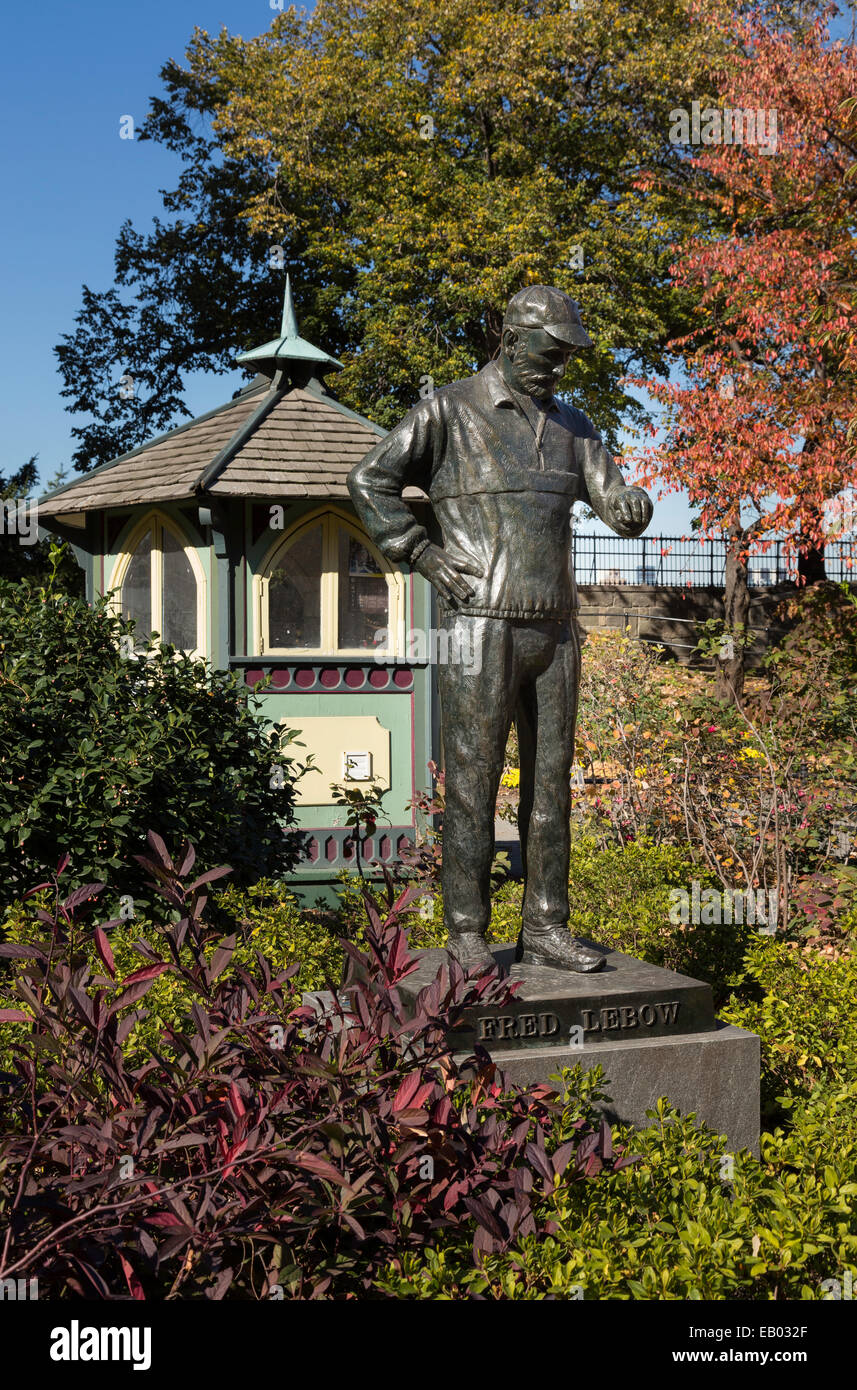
top-left (633, 7), bottom-right (857, 705)
top-left (0, 562), bottom-right (308, 903)
top-left (55, 0), bottom-right (734, 471)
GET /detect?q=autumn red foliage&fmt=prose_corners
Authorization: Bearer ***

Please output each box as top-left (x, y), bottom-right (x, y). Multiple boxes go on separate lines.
top-left (631, 7), bottom-right (857, 697)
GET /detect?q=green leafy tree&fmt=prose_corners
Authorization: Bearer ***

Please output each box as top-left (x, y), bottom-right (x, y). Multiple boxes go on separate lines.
top-left (55, 0), bottom-right (736, 471)
top-left (0, 561), bottom-right (308, 904)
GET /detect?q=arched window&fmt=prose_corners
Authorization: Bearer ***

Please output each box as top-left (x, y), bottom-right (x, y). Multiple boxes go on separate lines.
top-left (111, 513), bottom-right (206, 658)
top-left (258, 511), bottom-right (402, 656)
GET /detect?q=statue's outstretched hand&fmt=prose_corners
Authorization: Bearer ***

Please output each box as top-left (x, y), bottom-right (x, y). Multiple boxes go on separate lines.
top-left (608, 486), bottom-right (653, 534)
top-left (415, 544), bottom-right (483, 604)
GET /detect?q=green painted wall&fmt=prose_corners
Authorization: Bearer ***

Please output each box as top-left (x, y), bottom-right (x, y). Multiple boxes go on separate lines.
top-left (253, 688), bottom-right (416, 827)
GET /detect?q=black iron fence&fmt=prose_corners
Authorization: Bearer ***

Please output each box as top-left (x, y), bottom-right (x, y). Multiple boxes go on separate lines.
top-left (572, 534), bottom-right (857, 588)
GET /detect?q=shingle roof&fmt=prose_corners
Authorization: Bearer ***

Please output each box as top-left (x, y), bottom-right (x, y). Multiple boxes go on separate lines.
top-left (37, 378), bottom-right (404, 516)
top-left (206, 386), bottom-right (387, 498)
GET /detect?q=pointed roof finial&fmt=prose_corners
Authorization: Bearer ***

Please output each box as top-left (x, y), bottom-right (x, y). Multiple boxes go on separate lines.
top-left (236, 275), bottom-right (342, 383)
top-left (280, 272), bottom-right (299, 338)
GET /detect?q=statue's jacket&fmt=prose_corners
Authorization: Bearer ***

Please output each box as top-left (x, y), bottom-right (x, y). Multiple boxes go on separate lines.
top-left (347, 359), bottom-right (645, 620)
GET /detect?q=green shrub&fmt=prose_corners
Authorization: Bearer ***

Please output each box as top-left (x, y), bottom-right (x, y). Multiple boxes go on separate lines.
top-left (0, 574), bottom-right (308, 904)
top-left (218, 879), bottom-right (350, 993)
top-left (722, 937), bottom-right (857, 1114)
top-left (486, 878), bottom-right (524, 944)
top-left (382, 1073), bottom-right (857, 1301)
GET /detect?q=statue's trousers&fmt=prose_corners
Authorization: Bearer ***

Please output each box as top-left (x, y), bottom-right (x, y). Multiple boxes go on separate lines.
top-left (437, 613), bottom-right (581, 940)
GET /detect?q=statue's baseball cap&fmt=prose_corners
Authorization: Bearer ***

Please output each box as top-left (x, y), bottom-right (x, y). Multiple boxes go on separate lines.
top-left (503, 285), bottom-right (594, 349)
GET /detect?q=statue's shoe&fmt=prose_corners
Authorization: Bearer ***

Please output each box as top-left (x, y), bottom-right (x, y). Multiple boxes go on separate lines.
top-left (517, 926), bottom-right (605, 973)
top-left (446, 931), bottom-right (498, 972)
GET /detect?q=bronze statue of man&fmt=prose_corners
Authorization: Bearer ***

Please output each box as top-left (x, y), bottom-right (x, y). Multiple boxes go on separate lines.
top-left (348, 286), bottom-right (653, 973)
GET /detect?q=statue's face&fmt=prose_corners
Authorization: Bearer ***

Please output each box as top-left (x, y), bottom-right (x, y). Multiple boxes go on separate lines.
top-left (501, 326), bottom-right (572, 401)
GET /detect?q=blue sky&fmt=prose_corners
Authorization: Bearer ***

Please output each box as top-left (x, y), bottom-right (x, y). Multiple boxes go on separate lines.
top-left (7, 5), bottom-right (849, 535)
top-left (0, 1), bottom-right (261, 488)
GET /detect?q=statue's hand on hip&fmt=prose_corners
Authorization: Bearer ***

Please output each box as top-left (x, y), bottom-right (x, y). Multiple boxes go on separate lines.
top-left (608, 486), bottom-right (653, 535)
top-left (415, 544), bottom-right (483, 604)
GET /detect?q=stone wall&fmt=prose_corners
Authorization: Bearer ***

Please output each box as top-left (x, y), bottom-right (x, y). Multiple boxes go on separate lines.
top-left (576, 583), bottom-right (799, 665)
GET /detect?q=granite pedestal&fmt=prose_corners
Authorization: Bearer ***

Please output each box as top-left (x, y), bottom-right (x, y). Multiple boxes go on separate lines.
top-left (397, 942), bottom-right (760, 1154)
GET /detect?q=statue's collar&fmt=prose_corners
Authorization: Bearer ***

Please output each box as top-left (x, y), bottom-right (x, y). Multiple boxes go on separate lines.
top-left (479, 359), bottom-right (557, 412)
